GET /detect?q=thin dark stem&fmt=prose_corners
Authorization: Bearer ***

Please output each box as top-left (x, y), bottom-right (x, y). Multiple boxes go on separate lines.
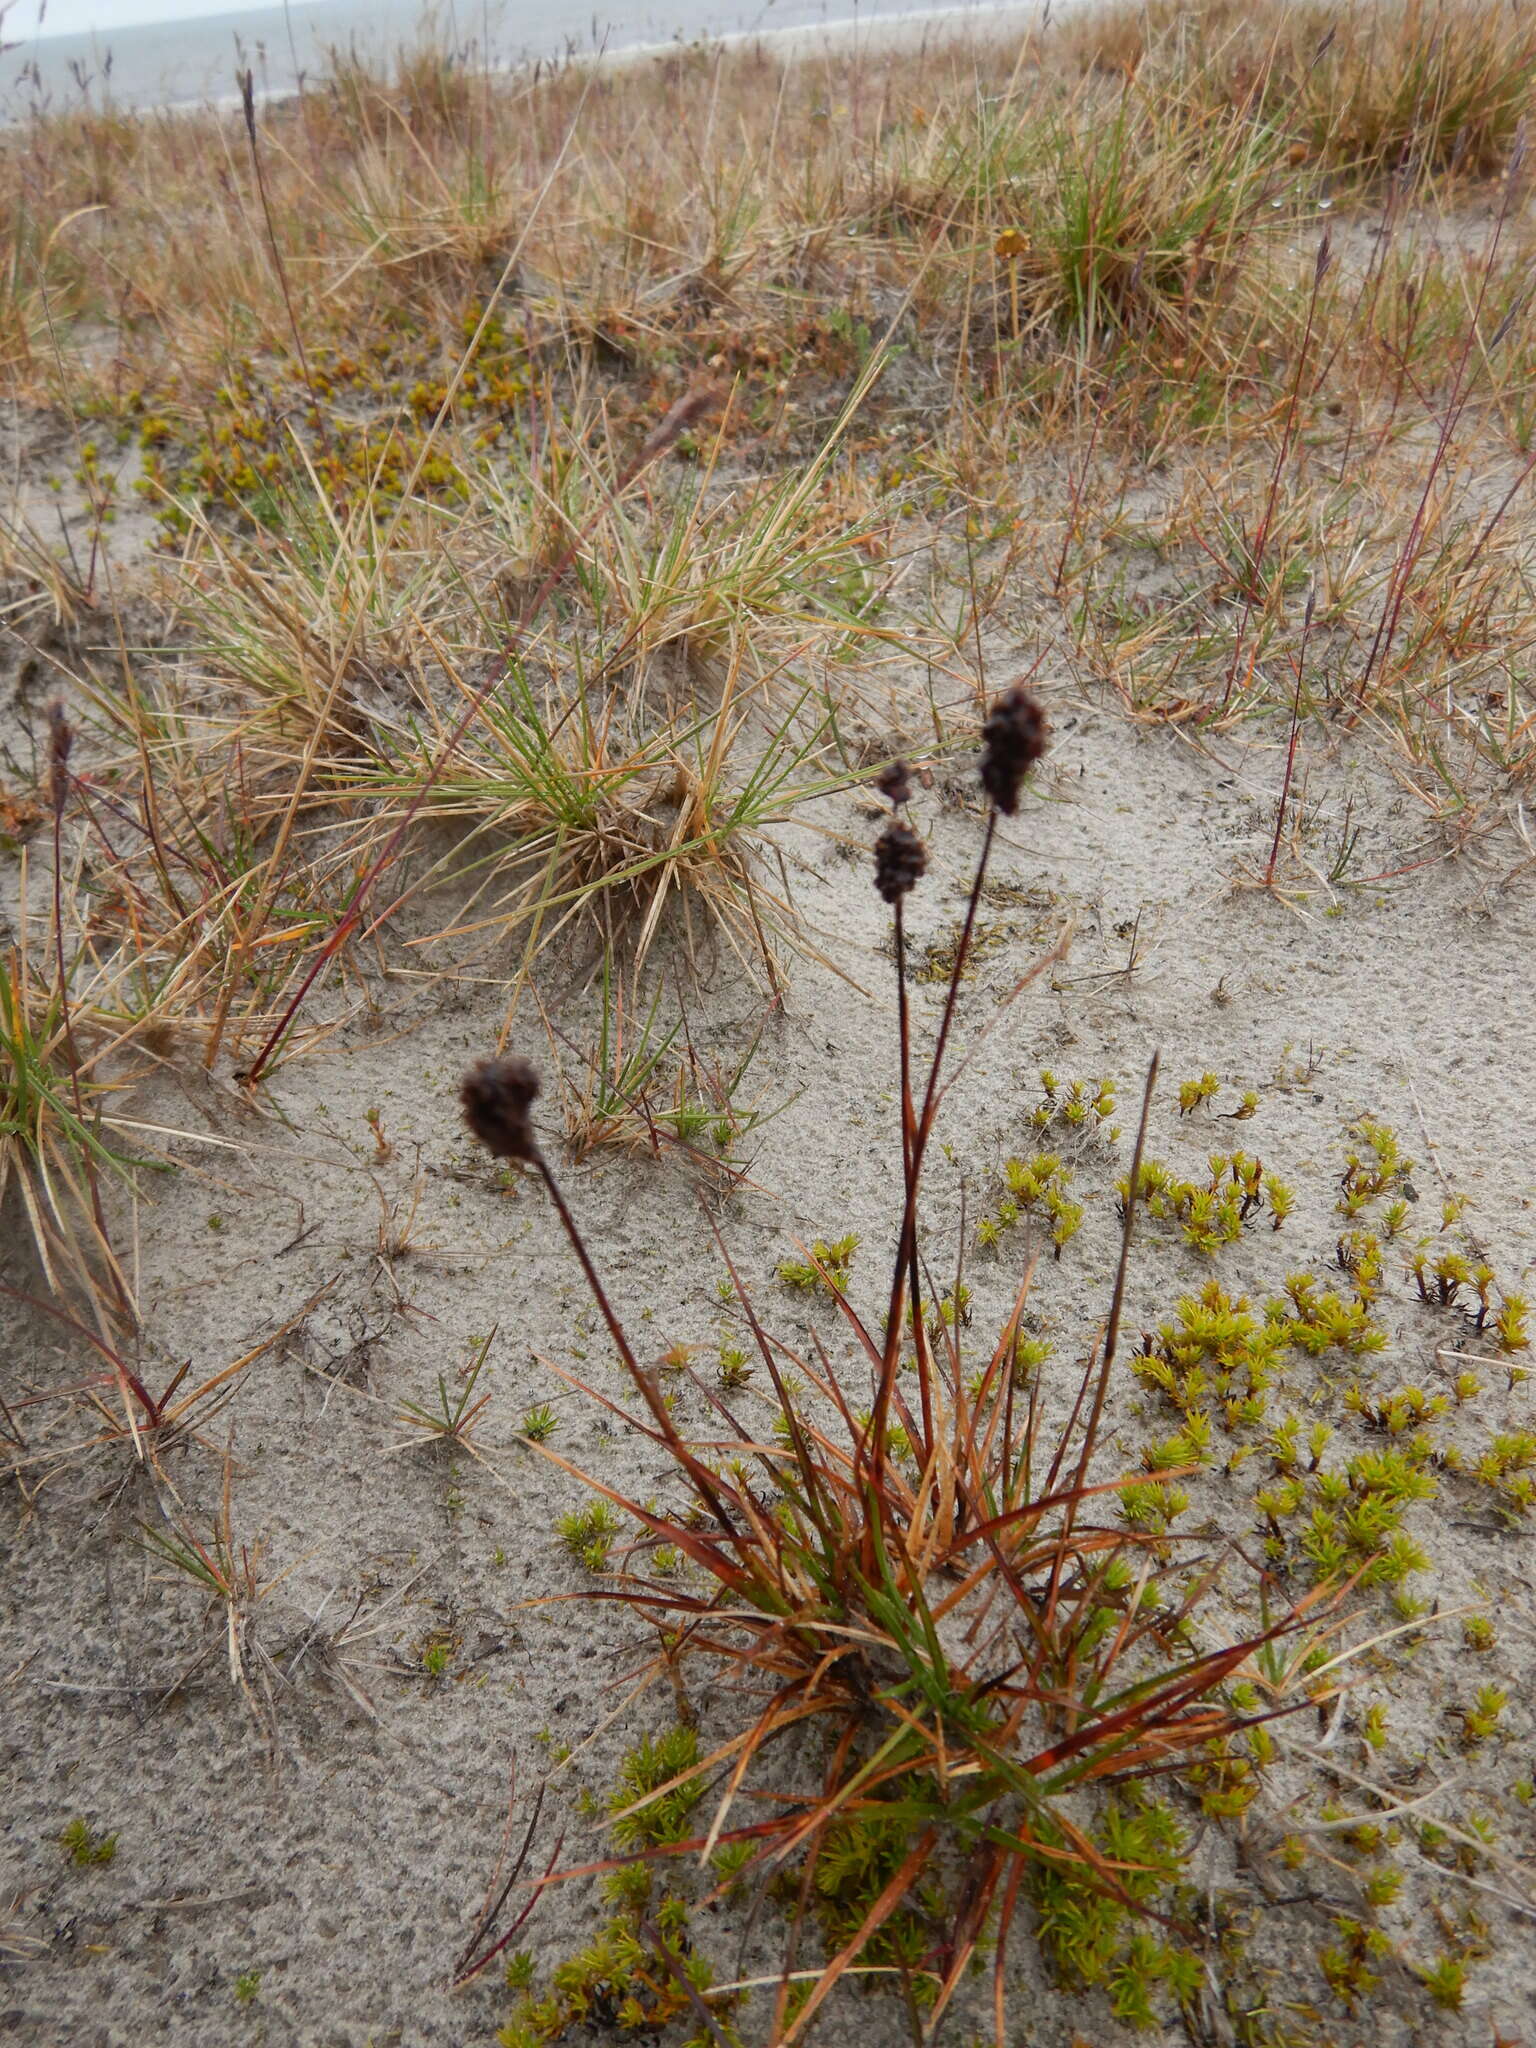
top-left (1052, 345), bottom-right (1116, 596)
top-left (1264, 588), bottom-right (1316, 887)
top-left (1034, 1049), bottom-right (1159, 1653)
top-left (49, 750), bottom-right (130, 1326)
top-left (533, 1152), bottom-right (738, 1536)
top-left (703, 1210), bottom-right (833, 1540)
top-left (965, 532), bottom-right (987, 712)
top-left (240, 70), bottom-right (331, 458)
top-left (893, 900), bottom-right (931, 1461)
top-left (915, 809), bottom-right (997, 1156)
top-left (533, 1157), bottom-right (643, 1380)
top-left (50, 777), bottom-right (84, 1123)
top-left (1066, 1050), bottom-right (1158, 1524)
top-left (1359, 143), bottom-right (1522, 698)
top-left (0, 1278), bottom-right (159, 1422)
top-left (452, 1777), bottom-right (552, 1987)
top-left (1455, 433), bottom-right (1536, 582)
top-left (1220, 231), bottom-right (1330, 713)
top-left (869, 809), bottom-right (997, 1487)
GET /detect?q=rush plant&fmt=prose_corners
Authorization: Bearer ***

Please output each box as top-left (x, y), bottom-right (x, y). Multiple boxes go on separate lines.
top-left (460, 687), bottom-right (1335, 2040)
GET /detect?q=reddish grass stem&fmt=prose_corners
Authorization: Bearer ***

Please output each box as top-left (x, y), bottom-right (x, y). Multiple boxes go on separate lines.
top-left (1358, 133), bottom-right (1525, 698)
top-left (1264, 586), bottom-right (1317, 886)
top-left (44, 706), bottom-right (130, 1328)
top-left (869, 808), bottom-right (997, 1491)
top-left (451, 1775), bottom-right (555, 1989)
top-left (891, 896), bottom-right (932, 1460)
top-left (532, 1151), bottom-right (738, 1537)
top-left (1066, 1049), bottom-right (1157, 1522)
top-left (1219, 229), bottom-right (1330, 713)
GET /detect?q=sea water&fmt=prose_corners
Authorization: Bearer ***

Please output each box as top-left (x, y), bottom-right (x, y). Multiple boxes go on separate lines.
top-left (2, 0), bottom-right (1022, 117)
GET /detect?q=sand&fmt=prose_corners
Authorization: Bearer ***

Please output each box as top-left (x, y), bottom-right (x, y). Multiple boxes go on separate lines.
top-left (5, 590), bottom-right (1536, 2039)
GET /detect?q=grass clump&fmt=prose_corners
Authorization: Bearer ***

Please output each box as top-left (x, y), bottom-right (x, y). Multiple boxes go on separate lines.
top-left (1080, 0), bottom-right (1536, 181)
top-left (1281, 0), bottom-right (1536, 179)
top-left (556, 1499), bottom-right (622, 1574)
top-left (997, 78), bottom-right (1291, 358)
top-left (0, 931), bottom-right (143, 1322)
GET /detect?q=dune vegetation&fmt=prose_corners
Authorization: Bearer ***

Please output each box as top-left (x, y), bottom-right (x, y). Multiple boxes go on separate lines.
top-left (3, 5), bottom-right (1536, 2044)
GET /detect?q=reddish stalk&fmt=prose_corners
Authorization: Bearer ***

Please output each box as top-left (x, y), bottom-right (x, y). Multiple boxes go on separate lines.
top-left (0, 1278), bottom-right (162, 1428)
top-left (892, 892), bottom-right (932, 1461)
top-left (1220, 229), bottom-right (1331, 713)
top-left (868, 808), bottom-right (997, 1493)
top-left (532, 1151), bottom-right (739, 1539)
top-left (1359, 134), bottom-right (1525, 699)
top-left (1065, 1050), bottom-right (1157, 1526)
top-left (1037, 1051), bottom-right (1158, 1641)
top-left (1264, 585), bottom-right (1318, 886)
top-left (451, 1776), bottom-right (556, 1989)
top-left (43, 704), bottom-right (131, 1329)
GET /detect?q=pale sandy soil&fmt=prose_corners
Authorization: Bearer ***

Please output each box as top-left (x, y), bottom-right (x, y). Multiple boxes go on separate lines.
top-left (3, 565), bottom-right (1535, 2042)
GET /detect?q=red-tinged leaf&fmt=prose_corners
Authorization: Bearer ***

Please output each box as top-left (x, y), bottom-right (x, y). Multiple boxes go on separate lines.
top-left (778, 1830), bottom-right (938, 2045)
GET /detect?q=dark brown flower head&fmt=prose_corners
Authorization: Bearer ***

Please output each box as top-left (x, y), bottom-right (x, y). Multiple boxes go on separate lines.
top-left (874, 818), bottom-right (927, 904)
top-left (979, 685), bottom-right (1048, 816)
top-left (461, 1057), bottom-right (542, 1164)
top-left (46, 699), bottom-right (75, 821)
top-left (875, 758), bottom-right (912, 808)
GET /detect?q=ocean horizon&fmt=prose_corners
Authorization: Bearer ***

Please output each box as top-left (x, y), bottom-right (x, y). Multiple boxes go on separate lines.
top-left (1, 0), bottom-right (1028, 115)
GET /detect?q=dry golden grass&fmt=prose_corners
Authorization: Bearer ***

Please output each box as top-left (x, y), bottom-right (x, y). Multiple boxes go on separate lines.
top-left (2, 0), bottom-right (1535, 1299)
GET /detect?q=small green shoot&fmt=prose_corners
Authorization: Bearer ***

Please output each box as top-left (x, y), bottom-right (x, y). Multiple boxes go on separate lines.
top-left (59, 1818), bottom-right (117, 1867)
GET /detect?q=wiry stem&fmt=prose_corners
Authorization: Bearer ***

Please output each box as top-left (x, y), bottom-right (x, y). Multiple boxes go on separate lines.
top-left (1220, 229), bottom-right (1331, 714)
top-left (239, 70), bottom-right (332, 463)
top-left (1264, 588), bottom-right (1317, 886)
top-left (869, 808), bottom-right (997, 1490)
top-left (532, 1151), bottom-right (739, 1538)
top-left (892, 897), bottom-right (931, 1459)
top-left (1045, 1050), bottom-right (1158, 1630)
top-left (0, 1278), bottom-right (161, 1427)
top-left (46, 710), bottom-right (131, 1333)
top-left (1359, 130), bottom-right (1524, 698)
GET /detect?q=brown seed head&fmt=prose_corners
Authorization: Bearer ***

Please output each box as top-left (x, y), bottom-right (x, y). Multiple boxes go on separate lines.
top-left (46, 699), bottom-right (75, 821)
top-left (461, 1057), bottom-right (542, 1165)
top-left (874, 818), bottom-right (928, 904)
top-left (875, 758), bottom-right (912, 808)
top-left (979, 685), bottom-right (1048, 816)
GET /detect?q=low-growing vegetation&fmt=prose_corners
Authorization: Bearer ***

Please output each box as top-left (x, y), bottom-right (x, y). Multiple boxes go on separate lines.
top-left (3, 2), bottom-right (1535, 2041)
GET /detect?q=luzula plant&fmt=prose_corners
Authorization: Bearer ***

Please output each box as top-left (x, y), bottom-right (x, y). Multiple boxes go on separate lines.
top-left (461, 686), bottom-right (1333, 2043)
